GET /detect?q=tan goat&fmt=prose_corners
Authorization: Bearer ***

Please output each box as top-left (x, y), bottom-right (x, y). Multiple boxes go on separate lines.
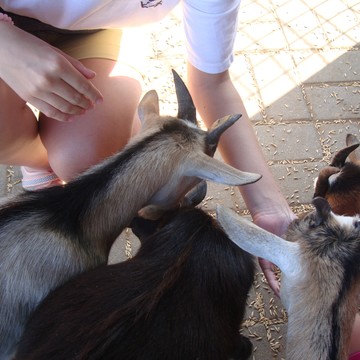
top-left (217, 198), bottom-right (360, 360)
top-left (0, 70), bottom-right (261, 360)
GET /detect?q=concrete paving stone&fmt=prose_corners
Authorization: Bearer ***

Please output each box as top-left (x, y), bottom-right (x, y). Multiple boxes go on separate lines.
top-left (277, 12), bottom-right (328, 49)
top-left (231, 55), bottom-right (264, 121)
top-left (269, 162), bottom-right (320, 206)
top-left (109, 229), bottom-right (140, 265)
top-left (293, 49), bottom-right (360, 83)
top-left (255, 122), bottom-right (322, 161)
top-left (264, 87), bottom-right (310, 122)
top-left (199, 181), bottom-right (246, 212)
top-left (235, 21), bottom-right (288, 52)
top-left (241, 270), bottom-right (288, 359)
top-left (0, 166), bottom-right (8, 197)
top-left (314, 1), bottom-right (360, 47)
top-left (246, 268), bottom-right (286, 320)
top-left (313, 0), bottom-right (349, 19)
top-left (238, 0), bottom-right (276, 23)
top-left (316, 120), bottom-right (360, 155)
top-left (0, 166), bottom-right (22, 196)
top-left (247, 54), bottom-right (311, 121)
top-left (322, 23), bottom-right (360, 49)
top-left (346, 0), bottom-right (360, 11)
top-left (273, 0), bottom-right (318, 24)
top-left (304, 83), bottom-right (360, 120)
top-left (242, 321), bottom-right (287, 360)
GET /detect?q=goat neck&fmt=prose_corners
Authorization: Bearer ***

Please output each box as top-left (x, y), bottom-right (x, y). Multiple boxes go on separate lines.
top-left (217, 198), bottom-right (360, 360)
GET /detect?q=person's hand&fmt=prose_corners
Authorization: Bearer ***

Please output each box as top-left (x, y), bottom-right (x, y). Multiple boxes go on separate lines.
top-left (253, 209), bottom-right (296, 298)
top-left (258, 257), bottom-right (281, 297)
top-left (0, 22), bottom-right (103, 122)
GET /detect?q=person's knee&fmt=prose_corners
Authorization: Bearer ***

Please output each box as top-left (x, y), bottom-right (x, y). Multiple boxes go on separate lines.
top-left (42, 103), bottom-right (140, 181)
top-left (40, 59), bottom-right (143, 181)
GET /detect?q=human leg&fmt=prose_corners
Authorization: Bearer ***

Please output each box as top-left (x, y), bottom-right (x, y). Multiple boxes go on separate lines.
top-left (0, 79), bottom-right (49, 169)
top-left (39, 58), bottom-right (142, 181)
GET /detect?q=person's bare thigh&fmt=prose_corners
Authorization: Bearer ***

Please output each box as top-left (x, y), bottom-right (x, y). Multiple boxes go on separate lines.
top-left (0, 79), bottom-right (49, 168)
top-left (38, 58), bottom-right (142, 181)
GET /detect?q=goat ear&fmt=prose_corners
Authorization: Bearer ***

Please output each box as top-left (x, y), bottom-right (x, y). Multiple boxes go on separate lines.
top-left (216, 205), bottom-right (301, 275)
top-left (138, 90), bottom-right (160, 124)
top-left (311, 197), bottom-right (331, 224)
top-left (186, 152), bottom-right (262, 186)
top-left (172, 69), bottom-right (197, 124)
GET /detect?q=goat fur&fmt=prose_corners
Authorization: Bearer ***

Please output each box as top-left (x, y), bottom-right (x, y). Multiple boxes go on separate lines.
top-left (0, 71), bottom-right (261, 359)
top-left (217, 198), bottom-right (360, 360)
top-left (314, 133), bottom-right (360, 216)
top-left (15, 207), bottom-right (255, 360)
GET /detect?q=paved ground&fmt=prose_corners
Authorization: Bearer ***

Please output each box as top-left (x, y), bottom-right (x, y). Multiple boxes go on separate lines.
top-left (1, 0), bottom-right (360, 358)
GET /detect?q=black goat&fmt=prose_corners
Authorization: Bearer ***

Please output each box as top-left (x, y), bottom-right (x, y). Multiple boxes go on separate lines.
top-left (15, 206), bottom-right (255, 360)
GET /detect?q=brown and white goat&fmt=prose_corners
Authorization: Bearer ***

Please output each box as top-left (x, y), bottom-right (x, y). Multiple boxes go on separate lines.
top-left (0, 70), bottom-right (261, 360)
top-left (15, 206), bottom-right (255, 360)
top-left (217, 198), bottom-right (360, 360)
top-left (314, 133), bottom-right (360, 216)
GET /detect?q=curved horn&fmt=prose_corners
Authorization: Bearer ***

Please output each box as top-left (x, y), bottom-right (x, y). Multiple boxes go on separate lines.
top-left (180, 181), bottom-right (207, 207)
top-left (172, 69), bottom-right (197, 124)
top-left (330, 143), bottom-right (359, 167)
top-left (206, 114), bottom-right (242, 150)
top-left (313, 166), bottom-right (340, 198)
top-left (346, 134), bottom-right (360, 163)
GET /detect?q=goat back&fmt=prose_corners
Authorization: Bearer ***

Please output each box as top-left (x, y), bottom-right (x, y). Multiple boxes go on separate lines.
top-left (15, 208), bottom-right (255, 360)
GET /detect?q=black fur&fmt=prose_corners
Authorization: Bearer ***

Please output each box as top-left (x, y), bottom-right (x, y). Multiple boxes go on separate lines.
top-left (15, 208), bottom-right (255, 360)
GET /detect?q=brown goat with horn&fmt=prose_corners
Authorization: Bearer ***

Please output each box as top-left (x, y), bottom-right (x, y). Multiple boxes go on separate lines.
top-left (0, 70), bottom-right (261, 359)
top-left (314, 133), bottom-right (360, 216)
top-left (15, 198), bottom-right (255, 360)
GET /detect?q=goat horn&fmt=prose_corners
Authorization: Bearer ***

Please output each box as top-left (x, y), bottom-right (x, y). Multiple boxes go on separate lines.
top-left (180, 181), bottom-right (207, 207)
top-left (206, 114), bottom-right (242, 147)
top-left (346, 134), bottom-right (360, 163)
top-left (172, 69), bottom-right (197, 124)
top-left (313, 166), bottom-right (340, 198)
top-left (330, 143), bottom-right (359, 167)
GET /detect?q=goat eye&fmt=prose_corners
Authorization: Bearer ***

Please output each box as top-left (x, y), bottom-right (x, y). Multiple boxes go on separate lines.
top-left (354, 221), bottom-right (360, 229)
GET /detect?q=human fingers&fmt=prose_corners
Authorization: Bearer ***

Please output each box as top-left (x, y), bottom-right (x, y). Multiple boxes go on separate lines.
top-left (29, 95), bottom-right (86, 122)
top-left (258, 258), bottom-right (280, 297)
top-left (51, 79), bottom-right (95, 111)
top-left (58, 50), bottom-right (97, 80)
top-left (61, 64), bottom-right (103, 106)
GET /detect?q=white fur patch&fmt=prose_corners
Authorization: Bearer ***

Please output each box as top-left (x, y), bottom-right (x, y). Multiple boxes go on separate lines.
top-left (333, 212), bottom-right (360, 229)
top-left (328, 172), bottom-right (340, 185)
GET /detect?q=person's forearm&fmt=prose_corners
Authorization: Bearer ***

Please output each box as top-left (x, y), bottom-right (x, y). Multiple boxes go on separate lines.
top-left (187, 63), bottom-right (294, 231)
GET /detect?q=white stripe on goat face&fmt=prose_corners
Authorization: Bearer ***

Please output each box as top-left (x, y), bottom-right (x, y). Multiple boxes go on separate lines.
top-left (333, 213), bottom-right (360, 229)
